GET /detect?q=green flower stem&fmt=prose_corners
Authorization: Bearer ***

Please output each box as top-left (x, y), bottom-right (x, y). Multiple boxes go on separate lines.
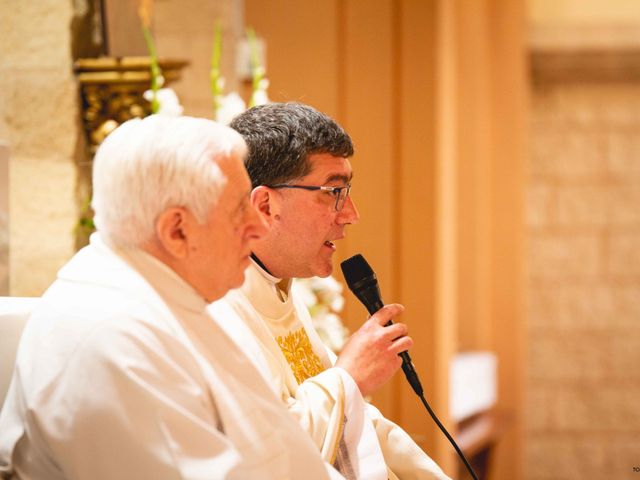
top-left (210, 21), bottom-right (223, 117)
top-left (141, 24), bottom-right (161, 113)
top-left (246, 27), bottom-right (264, 108)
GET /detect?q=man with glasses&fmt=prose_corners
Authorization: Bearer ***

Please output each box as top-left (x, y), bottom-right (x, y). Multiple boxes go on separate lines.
top-left (211, 103), bottom-right (450, 479)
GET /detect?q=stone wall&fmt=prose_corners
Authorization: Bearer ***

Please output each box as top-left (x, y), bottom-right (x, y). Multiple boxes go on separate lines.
top-left (0, 0), bottom-right (241, 296)
top-left (0, 0), bottom-right (80, 296)
top-left (0, 143), bottom-right (8, 294)
top-left (527, 81), bottom-right (640, 478)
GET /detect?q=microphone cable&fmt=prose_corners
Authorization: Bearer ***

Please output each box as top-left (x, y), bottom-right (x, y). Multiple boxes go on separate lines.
top-left (404, 370), bottom-right (478, 480)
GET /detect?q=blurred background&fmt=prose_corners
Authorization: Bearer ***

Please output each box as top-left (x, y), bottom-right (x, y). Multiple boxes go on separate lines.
top-left (1, 1), bottom-right (639, 478)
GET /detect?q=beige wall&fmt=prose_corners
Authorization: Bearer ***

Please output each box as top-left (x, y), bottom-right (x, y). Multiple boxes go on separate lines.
top-left (153, 0), bottom-right (244, 119)
top-left (0, 143), bottom-right (9, 294)
top-left (526, 3), bottom-right (640, 480)
top-left (527, 77), bottom-right (640, 480)
top-left (0, 0), bottom-right (80, 296)
top-left (529, 0), bottom-right (640, 24)
top-left (526, 17), bottom-right (640, 480)
top-left (527, 1), bottom-right (640, 479)
top-left (528, 0), bottom-right (640, 50)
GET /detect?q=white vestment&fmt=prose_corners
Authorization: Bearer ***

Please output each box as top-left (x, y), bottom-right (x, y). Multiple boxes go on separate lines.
top-left (210, 261), bottom-right (451, 480)
top-left (0, 235), bottom-right (342, 480)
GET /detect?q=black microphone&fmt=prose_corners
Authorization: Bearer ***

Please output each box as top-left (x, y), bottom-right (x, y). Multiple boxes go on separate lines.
top-left (340, 254), bottom-right (423, 396)
top-left (341, 253), bottom-right (480, 480)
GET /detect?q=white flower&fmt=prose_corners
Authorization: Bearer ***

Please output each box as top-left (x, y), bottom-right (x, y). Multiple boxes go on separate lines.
top-left (292, 279), bottom-right (318, 308)
top-left (143, 87), bottom-right (183, 116)
top-left (309, 275), bottom-right (343, 293)
top-left (312, 312), bottom-right (349, 353)
top-left (329, 294), bottom-right (345, 313)
top-left (250, 78), bottom-right (270, 107)
top-left (294, 276), bottom-right (349, 354)
top-left (215, 92), bottom-right (247, 125)
top-left (309, 275), bottom-right (344, 312)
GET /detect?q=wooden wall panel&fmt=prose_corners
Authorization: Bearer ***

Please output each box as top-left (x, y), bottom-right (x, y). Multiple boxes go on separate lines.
top-left (398, 0), bottom-right (455, 471)
top-left (487, 1), bottom-right (528, 478)
top-left (245, 0), bottom-right (341, 117)
top-left (455, 0), bottom-right (494, 352)
top-left (340, 0), bottom-right (398, 416)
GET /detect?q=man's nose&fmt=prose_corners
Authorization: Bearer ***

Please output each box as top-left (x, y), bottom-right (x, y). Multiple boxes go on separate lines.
top-left (337, 195), bottom-right (359, 225)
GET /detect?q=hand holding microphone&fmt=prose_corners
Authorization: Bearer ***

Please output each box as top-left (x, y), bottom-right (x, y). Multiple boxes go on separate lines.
top-left (341, 254), bottom-right (423, 396)
top-left (335, 303), bottom-right (412, 397)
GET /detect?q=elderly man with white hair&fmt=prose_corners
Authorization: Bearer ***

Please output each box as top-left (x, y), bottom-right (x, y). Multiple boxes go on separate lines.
top-left (0, 115), bottom-right (345, 479)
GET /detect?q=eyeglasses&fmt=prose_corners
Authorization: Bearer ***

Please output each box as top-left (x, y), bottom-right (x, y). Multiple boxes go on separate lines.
top-left (269, 183), bottom-right (352, 211)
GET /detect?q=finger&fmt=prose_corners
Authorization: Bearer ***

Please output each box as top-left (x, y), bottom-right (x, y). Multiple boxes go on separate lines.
top-left (381, 322), bottom-right (408, 340)
top-left (369, 303), bottom-right (405, 326)
top-left (389, 335), bottom-right (414, 355)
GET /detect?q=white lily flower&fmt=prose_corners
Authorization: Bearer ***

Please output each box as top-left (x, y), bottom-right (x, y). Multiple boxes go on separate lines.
top-left (250, 79), bottom-right (270, 107)
top-left (310, 276), bottom-right (345, 312)
top-left (215, 92), bottom-right (247, 125)
top-left (292, 278), bottom-right (318, 308)
top-left (143, 88), bottom-right (183, 116)
top-left (294, 276), bottom-right (349, 353)
top-left (310, 275), bottom-right (343, 293)
top-left (329, 294), bottom-right (345, 313)
top-left (313, 312), bottom-right (349, 353)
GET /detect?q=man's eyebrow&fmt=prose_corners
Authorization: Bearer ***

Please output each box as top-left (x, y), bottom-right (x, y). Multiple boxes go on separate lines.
top-left (323, 173), bottom-right (353, 184)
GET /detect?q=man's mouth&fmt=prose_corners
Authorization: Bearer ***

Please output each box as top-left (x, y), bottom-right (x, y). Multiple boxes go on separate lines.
top-left (324, 240), bottom-right (336, 250)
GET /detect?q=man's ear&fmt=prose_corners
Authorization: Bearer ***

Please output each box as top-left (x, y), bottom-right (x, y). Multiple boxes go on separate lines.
top-left (154, 207), bottom-right (191, 259)
top-left (251, 186), bottom-right (278, 225)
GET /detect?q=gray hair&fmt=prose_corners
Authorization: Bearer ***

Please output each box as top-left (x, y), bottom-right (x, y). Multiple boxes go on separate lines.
top-left (92, 115), bottom-right (246, 247)
top-left (229, 102), bottom-right (353, 189)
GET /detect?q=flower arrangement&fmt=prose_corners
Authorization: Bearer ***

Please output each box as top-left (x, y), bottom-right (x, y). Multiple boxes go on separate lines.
top-left (138, 0), bottom-right (161, 113)
top-left (210, 25), bottom-right (269, 124)
top-left (292, 276), bottom-right (349, 353)
top-left (246, 28), bottom-right (269, 108)
top-left (139, 0), bottom-right (183, 116)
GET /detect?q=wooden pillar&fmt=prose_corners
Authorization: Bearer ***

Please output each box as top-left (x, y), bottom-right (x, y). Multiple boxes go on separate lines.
top-left (486, 1), bottom-right (528, 478)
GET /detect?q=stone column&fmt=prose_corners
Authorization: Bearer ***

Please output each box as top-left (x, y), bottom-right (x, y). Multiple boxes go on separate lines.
top-left (0, 1), bottom-right (81, 296)
top-left (0, 142), bottom-right (8, 295)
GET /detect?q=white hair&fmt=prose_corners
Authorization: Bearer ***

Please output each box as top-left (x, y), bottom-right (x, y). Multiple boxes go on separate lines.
top-left (92, 115), bottom-right (246, 247)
